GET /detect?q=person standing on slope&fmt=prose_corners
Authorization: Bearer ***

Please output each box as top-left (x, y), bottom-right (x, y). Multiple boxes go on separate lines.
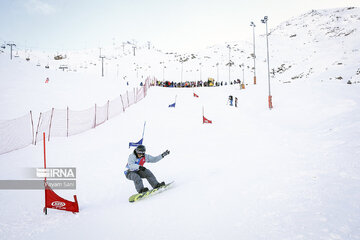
top-left (124, 145), bottom-right (170, 193)
top-left (228, 95), bottom-right (233, 106)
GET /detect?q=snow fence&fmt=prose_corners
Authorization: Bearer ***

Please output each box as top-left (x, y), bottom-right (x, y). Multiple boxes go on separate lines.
top-left (0, 77), bottom-right (152, 155)
top-left (0, 112), bottom-right (34, 155)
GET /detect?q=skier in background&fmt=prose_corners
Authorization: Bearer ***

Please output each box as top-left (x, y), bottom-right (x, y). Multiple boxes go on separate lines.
top-left (124, 145), bottom-right (170, 193)
top-left (235, 97), bottom-right (238, 108)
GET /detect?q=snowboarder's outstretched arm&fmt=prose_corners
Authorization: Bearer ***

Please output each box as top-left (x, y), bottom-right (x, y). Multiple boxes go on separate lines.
top-left (146, 150), bottom-right (170, 163)
top-left (144, 154), bottom-right (162, 163)
top-left (127, 150), bottom-right (170, 170)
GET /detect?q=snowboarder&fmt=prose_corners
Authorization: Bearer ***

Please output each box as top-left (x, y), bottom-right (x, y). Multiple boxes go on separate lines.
top-left (124, 145), bottom-right (170, 193)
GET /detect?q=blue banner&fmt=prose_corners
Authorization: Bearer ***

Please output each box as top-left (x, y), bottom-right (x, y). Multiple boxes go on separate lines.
top-left (129, 138), bottom-right (143, 148)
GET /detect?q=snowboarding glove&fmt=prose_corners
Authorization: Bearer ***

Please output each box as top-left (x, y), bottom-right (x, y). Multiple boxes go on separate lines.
top-left (139, 166), bottom-right (146, 171)
top-left (161, 150), bottom-right (170, 158)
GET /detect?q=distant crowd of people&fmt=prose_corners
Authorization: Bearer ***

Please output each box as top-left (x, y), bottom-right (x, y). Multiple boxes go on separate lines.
top-left (152, 79), bottom-right (244, 88)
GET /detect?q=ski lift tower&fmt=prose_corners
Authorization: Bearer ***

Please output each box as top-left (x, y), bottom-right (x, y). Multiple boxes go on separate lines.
top-left (227, 44), bottom-right (231, 85)
top-left (261, 16), bottom-right (273, 109)
top-left (250, 21), bottom-right (257, 85)
top-left (7, 42), bottom-right (16, 60)
top-left (99, 55), bottom-right (105, 77)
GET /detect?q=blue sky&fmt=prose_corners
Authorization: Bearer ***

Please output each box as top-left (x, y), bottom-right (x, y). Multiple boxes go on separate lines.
top-left (1, 0), bottom-right (359, 52)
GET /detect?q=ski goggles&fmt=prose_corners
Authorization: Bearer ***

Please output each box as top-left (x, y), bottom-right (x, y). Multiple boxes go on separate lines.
top-left (137, 152), bottom-right (145, 156)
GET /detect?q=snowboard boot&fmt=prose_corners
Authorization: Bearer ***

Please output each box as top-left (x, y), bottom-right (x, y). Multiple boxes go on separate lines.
top-left (154, 182), bottom-right (165, 189)
top-left (139, 187), bottom-right (149, 193)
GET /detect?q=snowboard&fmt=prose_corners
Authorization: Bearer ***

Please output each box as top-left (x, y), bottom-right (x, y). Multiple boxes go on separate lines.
top-left (129, 181), bottom-right (174, 203)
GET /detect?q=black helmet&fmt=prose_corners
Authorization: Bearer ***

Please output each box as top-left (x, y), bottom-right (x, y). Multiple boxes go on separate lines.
top-left (135, 145), bottom-right (146, 155)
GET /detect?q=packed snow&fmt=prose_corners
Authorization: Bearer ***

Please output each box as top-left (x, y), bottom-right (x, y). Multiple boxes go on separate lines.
top-left (0, 7), bottom-right (360, 240)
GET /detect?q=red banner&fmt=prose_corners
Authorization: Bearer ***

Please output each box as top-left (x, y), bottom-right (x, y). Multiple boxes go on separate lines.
top-left (193, 93), bottom-right (199, 98)
top-left (42, 132), bottom-right (79, 214)
top-left (203, 116), bottom-right (212, 124)
top-left (45, 183), bottom-right (79, 213)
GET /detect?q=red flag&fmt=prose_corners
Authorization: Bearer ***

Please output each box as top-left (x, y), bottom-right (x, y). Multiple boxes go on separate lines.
top-left (203, 116), bottom-right (212, 124)
top-left (44, 183), bottom-right (79, 213)
top-left (193, 93), bottom-right (199, 98)
top-left (42, 132), bottom-right (79, 214)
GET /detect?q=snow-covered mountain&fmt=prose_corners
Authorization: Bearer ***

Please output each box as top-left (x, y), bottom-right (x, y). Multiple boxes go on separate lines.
top-left (2, 7), bottom-right (359, 89)
top-left (267, 7), bottom-right (360, 83)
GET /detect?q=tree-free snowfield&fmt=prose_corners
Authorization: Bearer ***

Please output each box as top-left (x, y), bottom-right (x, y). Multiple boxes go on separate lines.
top-left (1, 71), bottom-right (360, 240)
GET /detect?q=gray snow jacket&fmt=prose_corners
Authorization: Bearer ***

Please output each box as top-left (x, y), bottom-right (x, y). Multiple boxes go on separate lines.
top-left (124, 152), bottom-right (163, 176)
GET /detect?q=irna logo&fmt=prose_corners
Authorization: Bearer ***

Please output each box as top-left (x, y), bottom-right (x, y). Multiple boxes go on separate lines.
top-left (36, 168), bottom-right (76, 178)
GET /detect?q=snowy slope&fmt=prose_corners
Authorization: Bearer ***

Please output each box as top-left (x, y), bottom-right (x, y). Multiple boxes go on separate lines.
top-left (0, 7), bottom-right (360, 240)
top-left (268, 7), bottom-right (360, 83)
top-left (1, 81), bottom-right (359, 240)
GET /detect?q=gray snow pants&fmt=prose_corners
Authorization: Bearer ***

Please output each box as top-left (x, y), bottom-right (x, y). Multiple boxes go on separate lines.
top-left (126, 169), bottom-right (159, 193)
